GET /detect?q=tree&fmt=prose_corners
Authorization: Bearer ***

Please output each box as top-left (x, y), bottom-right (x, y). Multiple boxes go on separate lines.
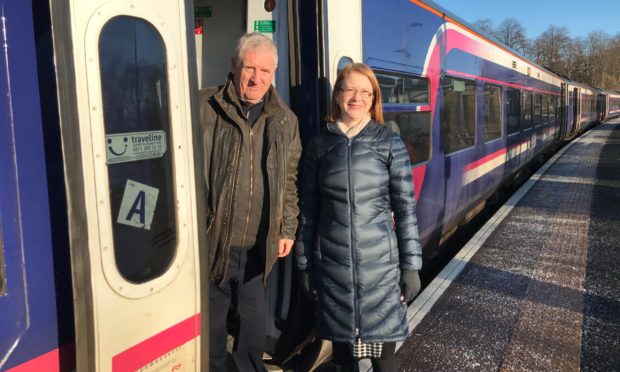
top-left (473, 18), bottom-right (496, 38)
top-left (584, 31), bottom-right (611, 87)
top-left (606, 35), bottom-right (620, 89)
top-left (471, 17), bottom-right (620, 90)
top-left (532, 26), bottom-right (572, 77)
top-left (565, 37), bottom-right (588, 82)
top-left (496, 18), bottom-right (530, 55)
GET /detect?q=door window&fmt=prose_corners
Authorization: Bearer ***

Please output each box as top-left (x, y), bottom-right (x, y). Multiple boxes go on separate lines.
top-left (521, 90), bottom-right (533, 129)
top-left (483, 84), bottom-right (503, 142)
top-left (441, 76), bottom-right (476, 153)
top-left (507, 88), bottom-right (521, 135)
top-left (99, 16), bottom-right (177, 284)
top-left (337, 56), bottom-right (353, 75)
top-left (378, 72), bottom-right (431, 164)
top-left (533, 93), bottom-right (542, 126)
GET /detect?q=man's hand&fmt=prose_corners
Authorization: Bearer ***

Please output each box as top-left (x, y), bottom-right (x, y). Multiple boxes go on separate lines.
top-left (278, 239), bottom-right (294, 257)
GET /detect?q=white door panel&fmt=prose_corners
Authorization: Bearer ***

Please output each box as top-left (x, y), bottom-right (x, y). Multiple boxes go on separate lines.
top-left (325, 0), bottom-right (363, 86)
top-left (52, 1), bottom-right (201, 370)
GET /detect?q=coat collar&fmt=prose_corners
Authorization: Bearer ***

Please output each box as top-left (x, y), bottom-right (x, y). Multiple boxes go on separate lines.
top-left (326, 119), bottom-right (381, 138)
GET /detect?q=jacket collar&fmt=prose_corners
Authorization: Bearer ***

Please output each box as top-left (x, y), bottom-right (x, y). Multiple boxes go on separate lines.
top-left (326, 119), bottom-right (381, 138)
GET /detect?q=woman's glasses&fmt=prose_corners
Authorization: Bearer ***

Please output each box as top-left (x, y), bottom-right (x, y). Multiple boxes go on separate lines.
top-left (339, 88), bottom-right (373, 99)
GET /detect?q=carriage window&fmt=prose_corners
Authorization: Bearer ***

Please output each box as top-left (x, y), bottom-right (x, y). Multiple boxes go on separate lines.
top-left (521, 90), bottom-right (533, 129)
top-left (542, 95), bottom-right (549, 122)
top-left (441, 76), bottom-right (475, 153)
top-left (377, 72), bottom-right (431, 164)
top-left (507, 88), bottom-right (520, 134)
top-left (533, 94), bottom-right (542, 125)
top-left (99, 16), bottom-right (176, 284)
top-left (384, 112), bottom-right (431, 164)
top-left (483, 84), bottom-right (502, 142)
top-left (380, 74), bottom-right (428, 104)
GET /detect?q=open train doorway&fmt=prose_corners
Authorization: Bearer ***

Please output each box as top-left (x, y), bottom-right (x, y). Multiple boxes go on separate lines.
top-left (192, 0), bottom-right (305, 367)
top-left (572, 87), bottom-right (580, 136)
top-left (193, 0), bottom-right (291, 105)
top-left (193, 0), bottom-right (245, 88)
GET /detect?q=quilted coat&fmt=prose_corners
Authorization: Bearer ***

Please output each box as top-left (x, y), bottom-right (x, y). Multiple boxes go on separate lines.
top-left (296, 120), bottom-right (422, 344)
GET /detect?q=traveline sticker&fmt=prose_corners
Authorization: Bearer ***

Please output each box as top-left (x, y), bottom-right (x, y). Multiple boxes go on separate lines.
top-left (117, 179), bottom-right (159, 230)
top-left (106, 130), bottom-right (167, 164)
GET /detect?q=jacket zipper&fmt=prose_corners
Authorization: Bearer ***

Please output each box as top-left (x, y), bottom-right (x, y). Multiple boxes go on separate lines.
top-left (264, 139), bottom-right (277, 286)
top-left (347, 137), bottom-right (360, 340)
top-left (221, 134), bottom-right (242, 282)
top-left (241, 124), bottom-right (254, 247)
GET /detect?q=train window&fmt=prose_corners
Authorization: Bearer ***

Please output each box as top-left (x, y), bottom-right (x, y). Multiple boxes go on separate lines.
top-left (521, 90), bottom-right (533, 129)
top-left (483, 84), bottom-right (503, 142)
top-left (533, 94), bottom-right (542, 125)
top-left (384, 112), bottom-right (431, 164)
top-left (377, 72), bottom-right (431, 164)
top-left (379, 74), bottom-right (428, 104)
top-left (542, 95), bottom-right (549, 122)
top-left (507, 88), bottom-right (520, 135)
top-left (99, 16), bottom-right (177, 284)
top-left (441, 76), bottom-right (475, 153)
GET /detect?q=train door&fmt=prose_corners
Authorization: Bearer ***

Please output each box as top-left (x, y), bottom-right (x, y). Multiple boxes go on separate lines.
top-left (571, 87), bottom-right (580, 136)
top-left (50, 1), bottom-right (205, 371)
top-left (597, 93), bottom-right (605, 122)
top-left (559, 83), bottom-right (567, 141)
top-left (322, 0), bottom-right (363, 95)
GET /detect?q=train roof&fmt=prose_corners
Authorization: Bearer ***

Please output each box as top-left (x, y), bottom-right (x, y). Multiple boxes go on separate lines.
top-left (415, 0), bottom-right (566, 83)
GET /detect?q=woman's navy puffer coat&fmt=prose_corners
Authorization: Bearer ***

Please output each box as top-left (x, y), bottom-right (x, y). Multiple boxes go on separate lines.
top-left (296, 120), bottom-right (423, 344)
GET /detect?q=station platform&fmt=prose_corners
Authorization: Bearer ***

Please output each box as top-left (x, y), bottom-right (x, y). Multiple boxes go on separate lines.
top-left (381, 119), bottom-right (620, 371)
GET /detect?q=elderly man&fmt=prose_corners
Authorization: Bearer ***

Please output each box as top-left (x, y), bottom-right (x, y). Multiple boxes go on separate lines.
top-left (199, 32), bottom-right (301, 371)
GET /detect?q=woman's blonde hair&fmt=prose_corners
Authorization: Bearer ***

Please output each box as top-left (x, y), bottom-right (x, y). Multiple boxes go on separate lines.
top-left (326, 63), bottom-right (384, 124)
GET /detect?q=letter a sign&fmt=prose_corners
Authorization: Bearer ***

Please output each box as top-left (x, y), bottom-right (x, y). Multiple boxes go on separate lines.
top-left (117, 179), bottom-right (159, 230)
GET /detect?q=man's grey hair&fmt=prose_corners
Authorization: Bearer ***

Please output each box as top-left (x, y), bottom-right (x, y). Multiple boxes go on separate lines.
top-left (232, 32), bottom-right (278, 67)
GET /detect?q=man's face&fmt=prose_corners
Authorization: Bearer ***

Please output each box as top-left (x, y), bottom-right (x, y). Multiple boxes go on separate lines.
top-left (232, 48), bottom-right (277, 104)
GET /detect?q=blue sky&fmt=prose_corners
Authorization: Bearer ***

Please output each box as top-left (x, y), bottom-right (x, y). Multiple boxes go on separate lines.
top-left (431, 0), bottom-right (620, 39)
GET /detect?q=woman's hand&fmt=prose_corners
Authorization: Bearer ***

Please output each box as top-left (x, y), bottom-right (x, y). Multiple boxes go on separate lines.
top-left (300, 271), bottom-right (318, 299)
top-left (400, 270), bottom-right (421, 303)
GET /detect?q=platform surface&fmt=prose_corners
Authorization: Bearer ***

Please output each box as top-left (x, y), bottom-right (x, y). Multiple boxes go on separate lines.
top-left (391, 120), bottom-right (620, 371)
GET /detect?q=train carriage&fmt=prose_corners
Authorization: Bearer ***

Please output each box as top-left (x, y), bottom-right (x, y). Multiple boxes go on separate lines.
top-left (608, 92), bottom-right (620, 119)
top-left (564, 81), bottom-right (599, 138)
top-left (598, 89), bottom-right (620, 121)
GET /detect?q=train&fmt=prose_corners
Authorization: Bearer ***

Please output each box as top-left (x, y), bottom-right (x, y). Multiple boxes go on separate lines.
top-left (2, 0), bottom-right (619, 371)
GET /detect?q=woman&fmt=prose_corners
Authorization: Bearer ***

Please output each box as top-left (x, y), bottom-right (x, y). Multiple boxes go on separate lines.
top-left (296, 63), bottom-right (423, 371)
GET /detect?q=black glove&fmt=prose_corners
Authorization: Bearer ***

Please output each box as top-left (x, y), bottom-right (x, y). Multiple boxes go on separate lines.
top-left (400, 270), bottom-right (421, 303)
top-left (300, 271), bottom-right (317, 299)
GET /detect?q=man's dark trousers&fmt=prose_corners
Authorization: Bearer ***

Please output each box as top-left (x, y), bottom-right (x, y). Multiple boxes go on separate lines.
top-left (209, 247), bottom-right (267, 371)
